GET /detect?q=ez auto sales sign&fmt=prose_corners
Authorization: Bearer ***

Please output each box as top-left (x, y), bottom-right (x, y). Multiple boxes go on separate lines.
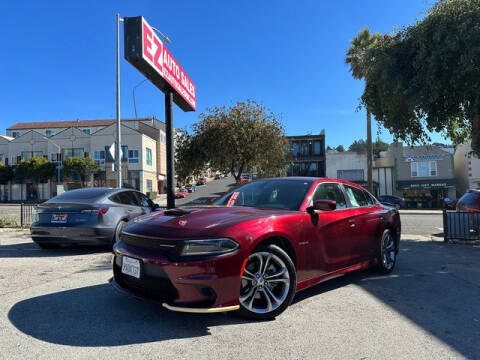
top-left (124, 16), bottom-right (196, 112)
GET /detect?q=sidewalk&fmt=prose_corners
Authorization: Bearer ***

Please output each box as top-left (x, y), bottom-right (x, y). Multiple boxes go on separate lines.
top-left (399, 209), bottom-right (443, 215)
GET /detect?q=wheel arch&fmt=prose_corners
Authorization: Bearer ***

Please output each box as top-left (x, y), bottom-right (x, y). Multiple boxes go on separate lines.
top-left (253, 236), bottom-right (297, 269)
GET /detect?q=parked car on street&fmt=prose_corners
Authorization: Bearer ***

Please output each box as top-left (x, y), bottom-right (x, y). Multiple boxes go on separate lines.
top-left (30, 188), bottom-right (160, 249)
top-left (378, 195), bottom-right (405, 209)
top-left (110, 177), bottom-right (401, 319)
top-left (456, 189), bottom-right (480, 212)
top-left (185, 184), bottom-right (196, 193)
top-left (241, 174), bottom-right (251, 184)
top-left (175, 188), bottom-right (189, 198)
top-left (196, 177), bottom-right (207, 185)
top-left (215, 174), bottom-right (221, 180)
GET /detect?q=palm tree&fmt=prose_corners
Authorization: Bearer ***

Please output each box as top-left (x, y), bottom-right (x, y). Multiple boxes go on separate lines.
top-left (345, 28), bottom-right (379, 194)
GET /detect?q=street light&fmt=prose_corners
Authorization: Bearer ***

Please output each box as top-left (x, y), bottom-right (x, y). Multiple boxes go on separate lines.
top-left (151, 26), bottom-right (171, 44)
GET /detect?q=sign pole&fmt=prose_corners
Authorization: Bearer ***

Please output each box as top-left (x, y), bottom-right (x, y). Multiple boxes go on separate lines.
top-left (165, 90), bottom-right (175, 208)
top-left (116, 13), bottom-right (122, 188)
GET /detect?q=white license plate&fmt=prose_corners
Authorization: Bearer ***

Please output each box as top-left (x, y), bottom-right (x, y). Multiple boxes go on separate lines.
top-left (121, 256), bottom-right (141, 279)
top-left (51, 214), bottom-right (68, 223)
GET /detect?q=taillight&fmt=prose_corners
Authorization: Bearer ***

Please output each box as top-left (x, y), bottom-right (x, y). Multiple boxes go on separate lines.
top-left (81, 208), bottom-right (109, 215)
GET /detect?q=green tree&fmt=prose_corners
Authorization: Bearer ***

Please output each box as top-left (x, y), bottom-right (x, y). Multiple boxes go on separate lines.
top-left (15, 157), bottom-right (55, 183)
top-left (175, 129), bottom-right (207, 184)
top-left (0, 162), bottom-right (13, 184)
top-left (179, 100), bottom-right (287, 183)
top-left (63, 157), bottom-right (100, 187)
top-left (362, 0), bottom-right (480, 155)
top-left (346, 28), bottom-right (380, 192)
top-left (335, 145), bottom-right (345, 152)
top-left (348, 138), bottom-right (389, 158)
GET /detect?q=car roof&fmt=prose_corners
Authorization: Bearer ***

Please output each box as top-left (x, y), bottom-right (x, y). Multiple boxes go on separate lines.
top-left (47, 187), bottom-right (138, 203)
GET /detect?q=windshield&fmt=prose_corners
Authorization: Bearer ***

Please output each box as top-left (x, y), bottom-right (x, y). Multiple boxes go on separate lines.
top-left (213, 179), bottom-right (313, 211)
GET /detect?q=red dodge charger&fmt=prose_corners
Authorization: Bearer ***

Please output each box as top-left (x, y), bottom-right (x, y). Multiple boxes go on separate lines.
top-left (110, 177), bottom-right (401, 319)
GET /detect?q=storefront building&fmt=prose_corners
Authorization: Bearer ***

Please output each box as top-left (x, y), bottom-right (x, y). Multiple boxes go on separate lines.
top-left (285, 131), bottom-right (326, 177)
top-left (389, 143), bottom-right (456, 208)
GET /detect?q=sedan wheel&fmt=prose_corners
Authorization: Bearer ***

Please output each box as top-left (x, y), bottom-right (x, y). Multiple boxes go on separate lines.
top-left (374, 229), bottom-right (397, 274)
top-left (238, 245), bottom-right (296, 319)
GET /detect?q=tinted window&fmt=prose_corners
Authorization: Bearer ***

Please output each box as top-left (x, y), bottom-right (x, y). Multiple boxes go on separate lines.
top-left (136, 193), bottom-right (152, 208)
top-left (312, 183), bottom-right (347, 209)
top-left (214, 180), bottom-right (312, 211)
top-left (111, 191), bottom-right (139, 206)
top-left (364, 191), bottom-right (375, 206)
top-left (345, 186), bottom-right (368, 207)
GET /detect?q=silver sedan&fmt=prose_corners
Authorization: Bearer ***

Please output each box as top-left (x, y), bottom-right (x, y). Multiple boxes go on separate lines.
top-left (30, 188), bottom-right (160, 249)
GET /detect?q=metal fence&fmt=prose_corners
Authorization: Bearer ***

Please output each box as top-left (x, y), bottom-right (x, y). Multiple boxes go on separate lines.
top-left (443, 210), bottom-right (480, 242)
top-left (20, 203), bottom-right (36, 227)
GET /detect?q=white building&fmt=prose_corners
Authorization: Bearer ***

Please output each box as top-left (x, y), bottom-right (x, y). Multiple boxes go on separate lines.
top-left (454, 141), bottom-right (480, 195)
top-left (1, 118), bottom-right (168, 201)
top-left (326, 151), bottom-right (394, 196)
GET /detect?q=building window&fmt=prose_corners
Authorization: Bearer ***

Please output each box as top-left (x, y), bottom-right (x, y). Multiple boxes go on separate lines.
top-left (121, 145), bottom-right (128, 160)
top-left (128, 150), bottom-right (139, 164)
top-left (83, 128), bottom-right (91, 135)
top-left (146, 179), bottom-right (153, 193)
top-left (46, 130), bottom-right (55, 137)
top-left (62, 148), bottom-right (84, 160)
top-left (292, 142), bottom-right (299, 156)
top-left (94, 150), bottom-right (105, 165)
top-left (301, 142), bottom-right (309, 156)
top-left (337, 169), bottom-right (364, 182)
top-left (146, 148), bottom-right (152, 166)
top-left (160, 133), bottom-right (166, 143)
top-left (21, 151), bottom-right (43, 161)
top-left (411, 161), bottom-right (437, 177)
top-left (51, 153), bottom-right (61, 163)
top-left (12, 131), bottom-right (20, 138)
top-left (314, 141), bottom-right (321, 155)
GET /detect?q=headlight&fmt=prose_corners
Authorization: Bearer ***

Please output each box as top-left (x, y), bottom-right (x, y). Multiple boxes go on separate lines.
top-left (181, 238), bottom-right (240, 256)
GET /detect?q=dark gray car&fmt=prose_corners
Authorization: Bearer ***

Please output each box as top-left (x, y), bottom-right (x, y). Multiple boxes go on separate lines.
top-left (30, 188), bottom-right (160, 249)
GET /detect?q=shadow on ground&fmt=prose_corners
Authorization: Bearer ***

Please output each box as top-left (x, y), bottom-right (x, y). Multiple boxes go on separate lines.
top-left (0, 242), bottom-right (110, 258)
top-left (8, 283), bottom-right (258, 347)
top-left (7, 239), bottom-right (480, 357)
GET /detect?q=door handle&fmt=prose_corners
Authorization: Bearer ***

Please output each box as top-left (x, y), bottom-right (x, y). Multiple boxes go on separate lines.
top-left (348, 220), bottom-right (356, 227)
top-left (127, 209), bottom-right (134, 212)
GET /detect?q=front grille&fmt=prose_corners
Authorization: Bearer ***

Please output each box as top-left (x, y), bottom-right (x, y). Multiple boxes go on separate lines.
top-left (120, 232), bottom-right (184, 255)
top-left (113, 258), bottom-right (178, 302)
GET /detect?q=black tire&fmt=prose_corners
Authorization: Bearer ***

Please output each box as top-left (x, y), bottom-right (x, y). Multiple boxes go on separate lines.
top-left (237, 244), bottom-right (296, 320)
top-left (37, 243), bottom-right (60, 249)
top-left (111, 220), bottom-right (128, 249)
top-left (373, 229), bottom-right (397, 274)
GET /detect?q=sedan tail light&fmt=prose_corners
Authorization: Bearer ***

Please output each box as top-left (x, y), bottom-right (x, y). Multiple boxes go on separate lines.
top-left (81, 208), bottom-right (109, 215)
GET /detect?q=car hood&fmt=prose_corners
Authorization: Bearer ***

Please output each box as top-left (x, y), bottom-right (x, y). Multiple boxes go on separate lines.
top-left (123, 206), bottom-right (295, 239)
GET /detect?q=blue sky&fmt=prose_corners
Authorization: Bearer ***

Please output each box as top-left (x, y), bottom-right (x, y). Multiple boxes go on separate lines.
top-left (0, 0), bottom-right (446, 148)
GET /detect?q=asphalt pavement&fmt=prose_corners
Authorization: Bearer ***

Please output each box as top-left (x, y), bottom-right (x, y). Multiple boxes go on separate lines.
top-left (0, 179), bottom-right (478, 359)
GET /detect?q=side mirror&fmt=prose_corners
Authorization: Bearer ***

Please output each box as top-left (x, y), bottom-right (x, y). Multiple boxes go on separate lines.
top-left (307, 199), bottom-right (337, 213)
top-left (152, 203), bottom-right (160, 210)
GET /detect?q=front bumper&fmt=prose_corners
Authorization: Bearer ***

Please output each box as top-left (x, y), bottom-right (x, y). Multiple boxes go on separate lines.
top-left (111, 240), bottom-right (245, 311)
top-left (30, 226), bottom-right (113, 246)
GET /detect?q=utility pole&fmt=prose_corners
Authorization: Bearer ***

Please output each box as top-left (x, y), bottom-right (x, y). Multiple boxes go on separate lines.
top-left (116, 13), bottom-right (122, 188)
top-left (366, 111), bottom-right (373, 193)
top-left (165, 89), bottom-right (175, 208)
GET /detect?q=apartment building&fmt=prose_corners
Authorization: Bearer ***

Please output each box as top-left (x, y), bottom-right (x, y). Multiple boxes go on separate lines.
top-left (1, 118), bottom-right (167, 200)
top-left (285, 131), bottom-right (326, 177)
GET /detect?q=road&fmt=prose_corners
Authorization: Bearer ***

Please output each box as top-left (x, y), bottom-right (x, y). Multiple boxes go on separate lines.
top-left (175, 176), bottom-right (236, 206)
top-left (400, 213), bottom-right (443, 237)
top-left (1, 179), bottom-right (478, 359)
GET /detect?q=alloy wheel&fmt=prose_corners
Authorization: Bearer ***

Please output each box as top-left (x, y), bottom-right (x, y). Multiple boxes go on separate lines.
top-left (240, 251), bottom-right (290, 314)
top-left (382, 232), bottom-right (396, 270)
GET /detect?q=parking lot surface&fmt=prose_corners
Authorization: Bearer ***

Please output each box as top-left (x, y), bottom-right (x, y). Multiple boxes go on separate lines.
top-left (1, 227), bottom-right (479, 359)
